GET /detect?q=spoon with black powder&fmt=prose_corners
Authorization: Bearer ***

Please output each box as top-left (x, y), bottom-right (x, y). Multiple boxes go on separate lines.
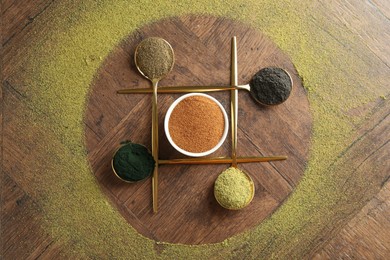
top-left (118, 67), bottom-right (293, 106)
top-left (247, 67), bottom-right (293, 106)
top-left (134, 37), bottom-right (174, 213)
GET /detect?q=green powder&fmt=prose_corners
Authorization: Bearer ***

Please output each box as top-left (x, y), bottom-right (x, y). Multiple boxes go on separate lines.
top-left (135, 37), bottom-right (174, 80)
top-left (214, 167), bottom-right (254, 210)
top-left (112, 142), bottom-right (155, 182)
top-left (8, 0), bottom-right (389, 258)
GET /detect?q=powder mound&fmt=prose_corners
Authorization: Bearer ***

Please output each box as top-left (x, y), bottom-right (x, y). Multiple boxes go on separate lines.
top-left (135, 37), bottom-right (174, 79)
top-left (112, 142), bottom-right (155, 182)
top-left (168, 95), bottom-right (225, 153)
top-left (214, 167), bottom-right (254, 210)
top-left (250, 67), bottom-right (292, 105)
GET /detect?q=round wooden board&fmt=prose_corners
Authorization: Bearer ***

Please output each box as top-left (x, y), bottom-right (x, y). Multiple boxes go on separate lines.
top-left (85, 16), bottom-right (312, 245)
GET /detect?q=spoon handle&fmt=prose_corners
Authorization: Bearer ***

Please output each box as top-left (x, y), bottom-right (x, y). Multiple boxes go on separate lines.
top-left (231, 36), bottom-right (238, 167)
top-left (117, 85), bottom-right (250, 94)
top-left (151, 80), bottom-right (159, 213)
top-left (158, 156), bottom-right (287, 165)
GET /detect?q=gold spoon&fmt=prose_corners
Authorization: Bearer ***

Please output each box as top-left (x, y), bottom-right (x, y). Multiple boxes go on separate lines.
top-left (117, 69), bottom-right (293, 106)
top-left (214, 37), bottom-right (254, 210)
top-left (134, 37), bottom-right (174, 213)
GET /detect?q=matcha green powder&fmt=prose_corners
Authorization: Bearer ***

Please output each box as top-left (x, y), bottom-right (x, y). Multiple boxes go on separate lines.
top-left (214, 167), bottom-right (254, 210)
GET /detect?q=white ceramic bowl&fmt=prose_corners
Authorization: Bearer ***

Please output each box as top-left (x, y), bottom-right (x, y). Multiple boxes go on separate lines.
top-left (164, 93), bottom-right (229, 157)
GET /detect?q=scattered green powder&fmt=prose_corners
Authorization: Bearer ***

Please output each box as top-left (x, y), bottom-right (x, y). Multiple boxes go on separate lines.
top-left (7, 0), bottom-right (389, 258)
top-left (135, 37), bottom-right (174, 80)
top-left (112, 141), bottom-right (155, 182)
top-left (214, 167), bottom-right (254, 210)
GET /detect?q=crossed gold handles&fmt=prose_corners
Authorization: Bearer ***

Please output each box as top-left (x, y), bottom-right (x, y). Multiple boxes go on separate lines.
top-left (119, 37), bottom-right (289, 212)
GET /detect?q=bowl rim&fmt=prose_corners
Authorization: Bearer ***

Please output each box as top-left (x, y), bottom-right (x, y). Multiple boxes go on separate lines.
top-left (164, 93), bottom-right (229, 157)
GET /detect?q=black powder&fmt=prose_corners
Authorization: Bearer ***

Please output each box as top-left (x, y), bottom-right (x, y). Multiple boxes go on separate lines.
top-left (250, 67), bottom-right (292, 105)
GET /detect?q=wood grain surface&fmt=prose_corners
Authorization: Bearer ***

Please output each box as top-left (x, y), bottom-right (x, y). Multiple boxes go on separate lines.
top-left (85, 16), bottom-right (311, 244)
top-left (1, 0), bottom-right (389, 259)
top-left (313, 181), bottom-right (390, 259)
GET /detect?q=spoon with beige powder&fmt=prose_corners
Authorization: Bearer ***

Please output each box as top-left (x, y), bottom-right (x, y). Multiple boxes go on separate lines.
top-left (134, 37), bottom-right (174, 213)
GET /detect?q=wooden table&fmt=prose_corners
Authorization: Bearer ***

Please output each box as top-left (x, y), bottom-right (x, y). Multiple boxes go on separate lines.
top-left (2, 1), bottom-right (389, 259)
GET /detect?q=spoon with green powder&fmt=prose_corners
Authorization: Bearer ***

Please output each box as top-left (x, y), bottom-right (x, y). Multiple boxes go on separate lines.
top-left (214, 37), bottom-right (255, 210)
top-left (118, 67), bottom-right (293, 106)
top-left (111, 141), bottom-right (155, 183)
top-left (134, 37), bottom-right (174, 213)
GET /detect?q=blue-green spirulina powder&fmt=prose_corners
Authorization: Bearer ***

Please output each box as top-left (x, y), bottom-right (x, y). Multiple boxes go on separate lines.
top-left (112, 142), bottom-right (155, 182)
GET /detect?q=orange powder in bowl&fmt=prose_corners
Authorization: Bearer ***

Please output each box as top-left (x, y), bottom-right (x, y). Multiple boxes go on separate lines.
top-left (167, 95), bottom-right (226, 154)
